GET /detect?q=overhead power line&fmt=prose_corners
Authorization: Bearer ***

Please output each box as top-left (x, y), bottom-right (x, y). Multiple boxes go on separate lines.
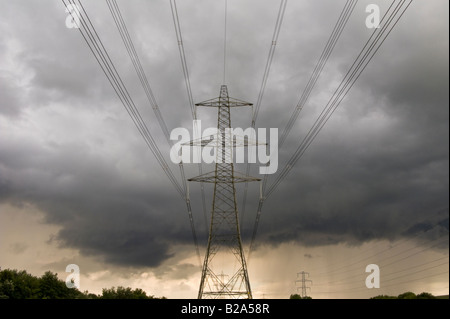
top-left (248, 0), bottom-right (414, 259)
top-left (278, 0), bottom-right (358, 148)
top-left (170, 0), bottom-right (208, 234)
top-left (105, 0), bottom-right (171, 144)
top-left (317, 223), bottom-right (448, 277)
top-left (240, 0), bottom-right (288, 225)
top-left (314, 270), bottom-right (449, 295)
top-left (63, 0), bottom-right (204, 266)
top-left (266, 0), bottom-right (413, 199)
top-left (62, 0), bottom-right (185, 200)
top-left (105, 0), bottom-right (201, 265)
top-left (223, 0), bottom-right (228, 84)
top-left (314, 236), bottom-right (449, 287)
top-left (316, 257), bottom-right (448, 288)
top-left (312, 210), bottom-right (449, 274)
top-left (247, 0), bottom-right (359, 260)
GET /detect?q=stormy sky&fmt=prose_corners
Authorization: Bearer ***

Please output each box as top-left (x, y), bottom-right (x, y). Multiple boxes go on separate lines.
top-left (0, 0), bottom-right (448, 298)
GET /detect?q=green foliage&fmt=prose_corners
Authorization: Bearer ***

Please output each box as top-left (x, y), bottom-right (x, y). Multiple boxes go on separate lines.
top-left (0, 268), bottom-right (165, 299)
top-left (371, 295), bottom-right (397, 299)
top-left (371, 291), bottom-right (438, 299)
top-left (416, 292), bottom-right (437, 299)
top-left (101, 286), bottom-right (157, 299)
top-left (38, 271), bottom-right (85, 299)
top-left (0, 269), bottom-right (85, 299)
top-left (289, 294), bottom-right (312, 299)
top-left (397, 291), bottom-right (417, 299)
top-left (0, 269), bottom-right (41, 299)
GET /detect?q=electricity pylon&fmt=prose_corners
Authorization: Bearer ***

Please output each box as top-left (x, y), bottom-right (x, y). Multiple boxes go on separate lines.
top-left (189, 85), bottom-right (260, 299)
top-left (296, 271), bottom-right (312, 298)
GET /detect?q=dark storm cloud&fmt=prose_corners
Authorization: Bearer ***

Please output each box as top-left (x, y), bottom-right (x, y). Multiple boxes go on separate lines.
top-left (238, 0), bottom-right (449, 251)
top-left (0, 127), bottom-right (194, 266)
top-left (0, 2), bottom-right (193, 268)
top-left (251, 119), bottom-right (448, 248)
top-left (0, 0), bottom-right (448, 269)
top-left (0, 77), bottom-right (22, 117)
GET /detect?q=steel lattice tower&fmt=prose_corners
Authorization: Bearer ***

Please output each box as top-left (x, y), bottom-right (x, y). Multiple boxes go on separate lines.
top-left (189, 85), bottom-right (260, 299)
top-left (296, 271), bottom-right (312, 298)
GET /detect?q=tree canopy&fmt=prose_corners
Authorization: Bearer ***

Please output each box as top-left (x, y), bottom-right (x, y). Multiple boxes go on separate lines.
top-left (289, 294), bottom-right (312, 299)
top-left (371, 292), bottom-right (439, 299)
top-left (0, 268), bottom-right (164, 299)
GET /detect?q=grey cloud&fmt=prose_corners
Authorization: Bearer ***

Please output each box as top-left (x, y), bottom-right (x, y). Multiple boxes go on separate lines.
top-left (153, 262), bottom-right (199, 280)
top-left (8, 242), bottom-right (28, 255)
top-left (0, 77), bottom-right (22, 117)
top-left (0, 126), bottom-right (196, 267)
top-left (0, 0), bottom-right (448, 269)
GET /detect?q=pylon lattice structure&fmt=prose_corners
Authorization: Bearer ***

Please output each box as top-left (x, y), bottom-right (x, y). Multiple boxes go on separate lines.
top-left (189, 85), bottom-right (260, 299)
top-left (296, 271), bottom-right (312, 298)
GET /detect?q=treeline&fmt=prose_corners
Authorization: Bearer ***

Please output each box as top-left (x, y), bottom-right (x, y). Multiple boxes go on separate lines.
top-left (371, 292), bottom-right (440, 299)
top-left (0, 268), bottom-right (165, 299)
top-left (289, 292), bottom-right (443, 299)
top-left (289, 294), bottom-right (312, 299)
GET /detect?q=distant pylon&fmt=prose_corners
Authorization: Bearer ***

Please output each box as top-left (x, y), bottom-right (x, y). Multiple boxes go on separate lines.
top-left (296, 271), bottom-right (312, 298)
top-left (189, 85), bottom-right (260, 299)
